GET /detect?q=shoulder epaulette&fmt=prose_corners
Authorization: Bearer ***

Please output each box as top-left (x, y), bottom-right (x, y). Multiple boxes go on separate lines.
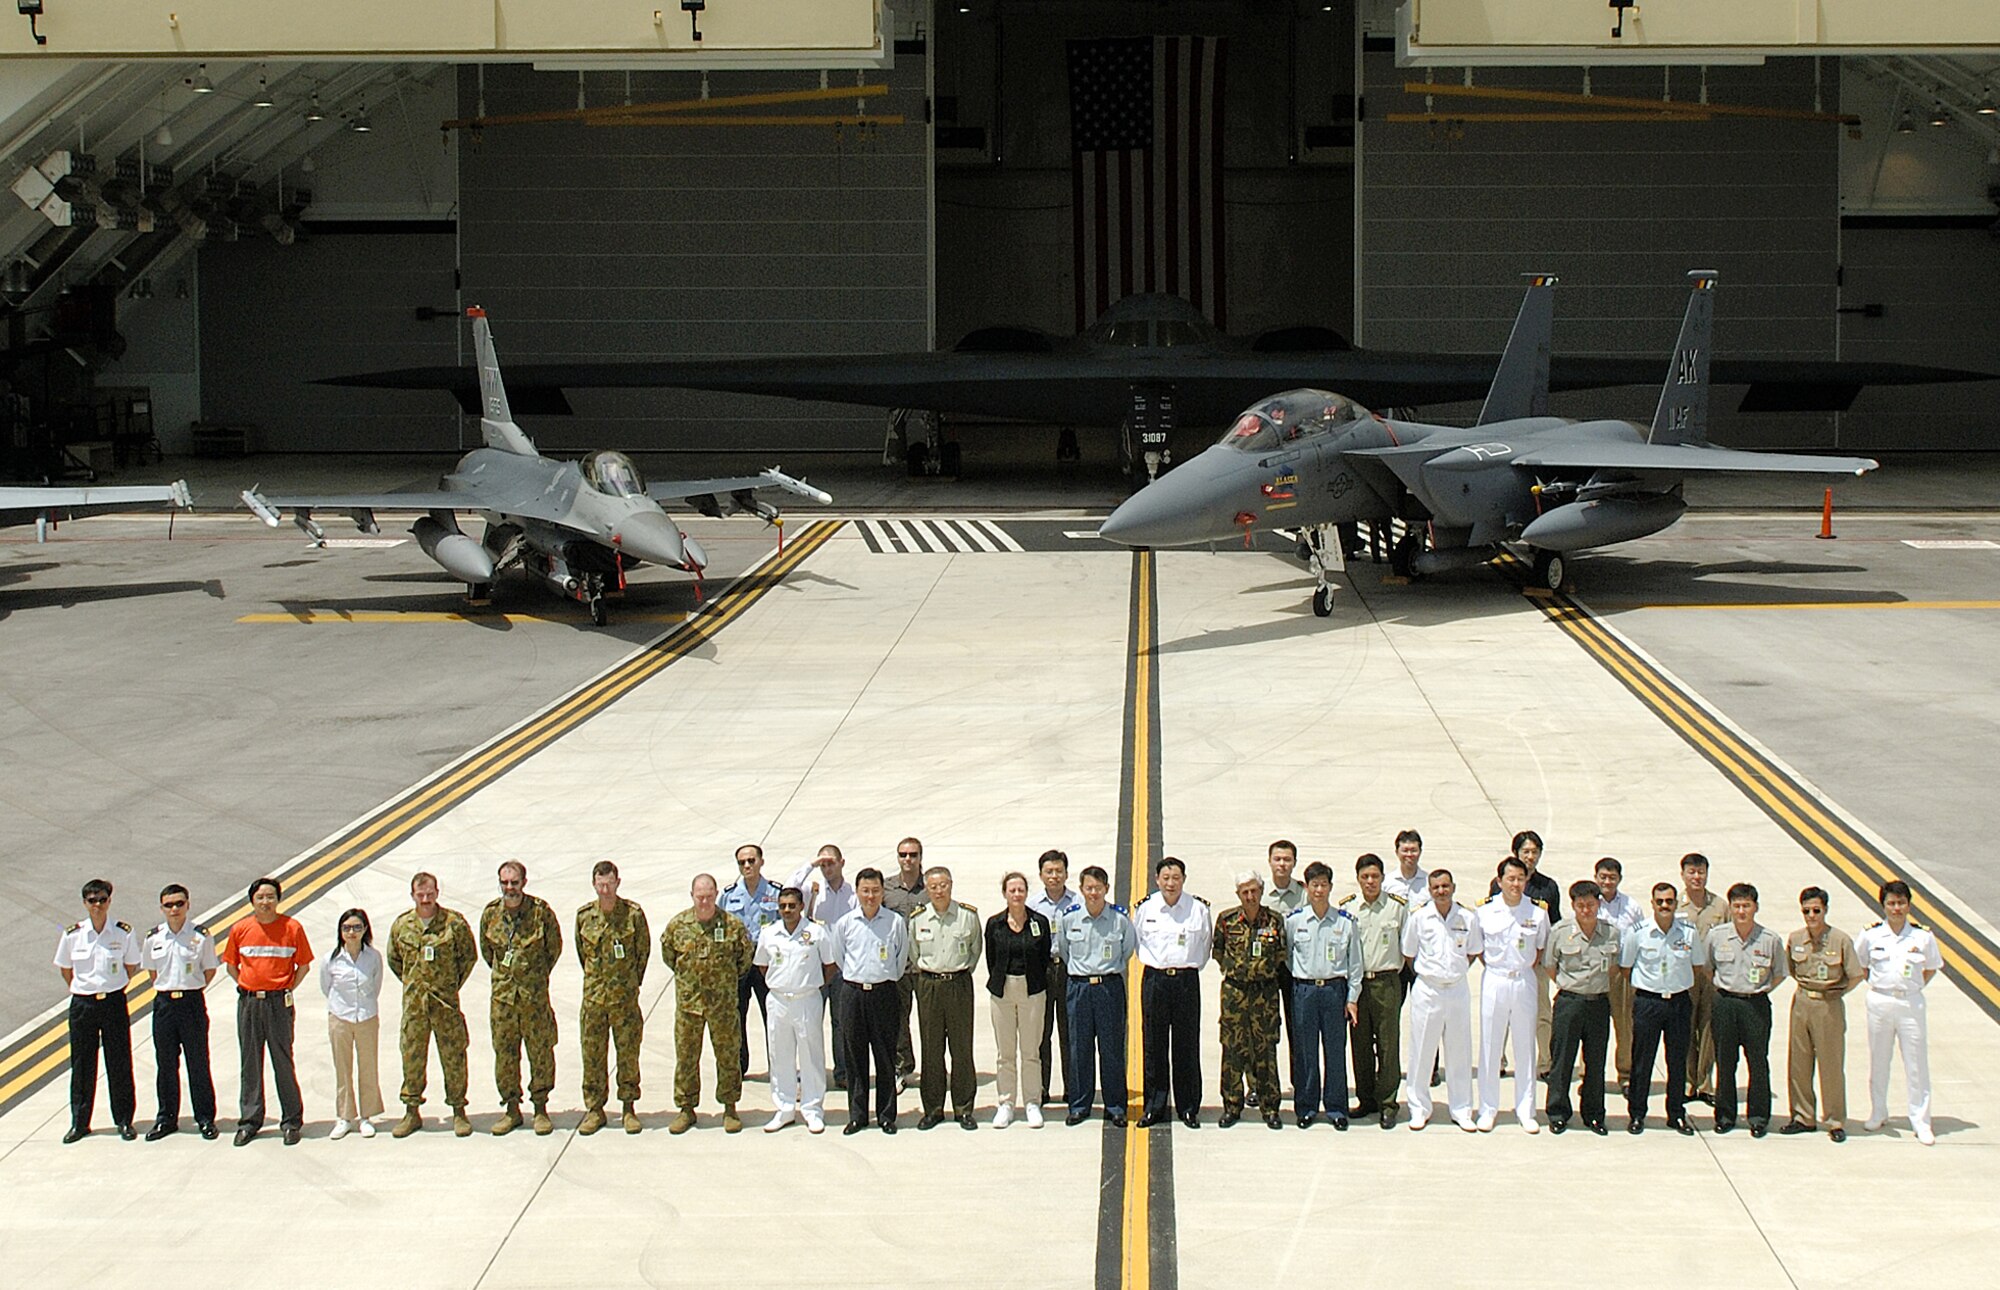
top-left (1532, 899), bottom-right (1548, 911)
top-left (1388, 892), bottom-right (1407, 905)
top-left (1112, 902), bottom-right (1129, 914)
top-left (194, 923), bottom-right (209, 935)
top-left (1864, 920), bottom-right (1883, 929)
top-left (67, 921), bottom-right (82, 932)
top-left (1336, 893), bottom-right (1356, 904)
top-left (577, 901), bottom-right (597, 915)
top-left (1192, 894), bottom-right (1210, 906)
top-left (1335, 907), bottom-right (1356, 921)
top-left (115, 920), bottom-right (132, 931)
top-left (1474, 895), bottom-right (1492, 906)
top-left (151, 922), bottom-right (167, 935)
top-left (961, 902), bottom-right (979, 915)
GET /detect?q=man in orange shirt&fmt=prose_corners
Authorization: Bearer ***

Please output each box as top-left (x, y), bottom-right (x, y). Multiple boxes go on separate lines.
top-left (220, 876), bottom-right (314, 1146)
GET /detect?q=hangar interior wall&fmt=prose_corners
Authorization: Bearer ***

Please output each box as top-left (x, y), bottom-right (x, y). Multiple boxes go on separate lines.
top-left (1361, 54), bottom-right (1843, 448)
top-left (453, 59), bottom-right (931, 456)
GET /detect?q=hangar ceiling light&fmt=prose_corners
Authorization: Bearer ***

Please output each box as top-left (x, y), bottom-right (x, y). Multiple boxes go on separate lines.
top-left (304, 94), bottom-right (325, 122)
top-left (1978, 96), bottom-right (1998, 116)
top-left (252, 71), bottom-right (275, 109)
top-left (1930, 101), bottom-right (1951, 127)
top-left (1894, 111), bottom-right (1916, 133)
top-left (350, 109), bottom-right (373, 133)
top-left (189, 64), bottom-right (214, 94)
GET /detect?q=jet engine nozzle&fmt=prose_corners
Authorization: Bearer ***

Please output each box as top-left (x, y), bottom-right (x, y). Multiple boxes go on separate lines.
top-left (412, 515), bottom-right (498, 583)
top-left (610, 509), bottom-right (687, 569)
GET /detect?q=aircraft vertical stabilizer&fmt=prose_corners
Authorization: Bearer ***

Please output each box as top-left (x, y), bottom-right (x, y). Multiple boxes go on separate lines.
top-left (468, 306), bottom-right (537, 456)
top-left (1475, 273), bottom-right (1556, 426)
top-left (1649, 270), bottom-right (1717, 446)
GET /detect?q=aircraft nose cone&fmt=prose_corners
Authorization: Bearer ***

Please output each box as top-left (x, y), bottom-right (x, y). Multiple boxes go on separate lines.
top-left (1099, 452), bottom-right (1239, 547)
top-left (612, 510), bottom-right (687, 568)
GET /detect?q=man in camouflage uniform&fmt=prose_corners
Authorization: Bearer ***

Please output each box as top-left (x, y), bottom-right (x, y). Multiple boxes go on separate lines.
top-left (387, 871), bottom-right (479, 1138)
top-left (576, 860), bottom-right (650, 1135)
top-left (1215, 871), bottom-right (1289, 1129)
top-left (481, 859), bottom-right (563, 1136)
top-left (660, 873), bottom-right (755, 1134)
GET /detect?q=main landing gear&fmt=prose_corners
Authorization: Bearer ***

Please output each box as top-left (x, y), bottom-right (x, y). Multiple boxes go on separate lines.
top-left (1530, 549), bottom-right (1566, 593)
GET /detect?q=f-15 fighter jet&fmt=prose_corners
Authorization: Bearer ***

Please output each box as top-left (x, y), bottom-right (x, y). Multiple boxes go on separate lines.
top-left (1098, 271), bottom-right (1877, 616)
top-left (242, 308), bottom-right (830, 625)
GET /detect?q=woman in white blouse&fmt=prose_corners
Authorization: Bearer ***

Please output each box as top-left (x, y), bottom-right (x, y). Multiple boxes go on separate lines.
top-left (321, 908), bottom-right (384, 1139)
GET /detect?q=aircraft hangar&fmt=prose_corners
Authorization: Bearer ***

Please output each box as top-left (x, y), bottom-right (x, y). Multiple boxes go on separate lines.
top-left (2, 4), bottom-right (1999, 1287)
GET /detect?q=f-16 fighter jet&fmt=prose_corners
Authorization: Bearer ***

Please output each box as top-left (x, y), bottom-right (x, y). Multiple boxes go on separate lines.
top-left (242, 308), bottom-right (830, 625)
top-left (1098, 271), bottom-right (1877, 616)
top-left (2, 480), bottom-right (191, 539)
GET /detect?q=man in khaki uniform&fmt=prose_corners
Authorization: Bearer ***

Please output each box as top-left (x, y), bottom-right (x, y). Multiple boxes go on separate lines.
top-left (480, 860), bottom-right (563, 1136)
top-left (386, 872), bottom-right (480, 1138)
top-left (575, 861), bottom-right (650, 1135)
top-left (1779, 886), bottom-right (1865, 1141)
top-left (1677, 853), bottom-right (1728, 1103)
top-left (1543, 880), bottom-right (1619, 1135)
top-left (909, 864), bottom-right (982, 1130)
top-left (1698, 882), bottom-right (1786, 1136)
top-left (660, 874), bottom-right (755, 1134)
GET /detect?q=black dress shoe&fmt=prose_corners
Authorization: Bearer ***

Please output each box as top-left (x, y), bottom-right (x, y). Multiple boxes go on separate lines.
top-left (117, 1123), bottom-right (136, 1141)
top-left (1245, 1089), bottom-right (1260, 1108)
top-left (1108, 1111), bottom-right (1128, 1128)
top-left (145, 1123), bottom-right (175, 1142)
top-left (1065, 1111), bottom-right (1089, 1127)
top-left (842, 1119), bottom-right (866, 1136)
top-left (1686, 1091), bottom-right (1714, 1106)
top-left (1549, 1118), bottom-right (1568, 1135)
top-left (197, 1122), bottom-right (218, 1140)
top-left (1587, 1121), bottom-right (1608, 1136)
top-left (1352, 1102), bottom-right (1378, 1119)
top-left (1138, 1111), bottom-right (1164, 1128)
top-left (1671, 1118), bottom-right (1696, 1136)
top-left (917, 1110), bottom-right (943, 1131)
top-left (282, 1126), bottom-right (301, 1146)
top-left (1379, 1108), bottom-right (1396, 1130)
top-left (62, 1125), bottom-right (87, 1144)
top-left (1779, 1120), bottom-right (1815, 1135)
top-left (1218, 1108), bottom-right (1241, 1129)
top-left (1627, 1119), bottom-right (1644, 1135)
top-left (1750, 1123), bottom-right (1768, 1139)
top-left (957, 1112), bottom-right (977, 1131)
top-left (880, 1118), bottom-right (898, 1135)
top-left (1830, 1128), bottom-right (1846, 1143)
top-left (1713, 1118), bottom-right (1735, 1134)
top-left (1264, 1114), bottom-right (1283, 1131)
top-left (1179, 1111), bottom-right (1200, 1129)
top-left (233, 1126), bottom-right (257, 1146)
top-left (1298, 1113), bottom-right (1316, 1129)
top-left (1331, 1115), bottom-right (1349, 1132)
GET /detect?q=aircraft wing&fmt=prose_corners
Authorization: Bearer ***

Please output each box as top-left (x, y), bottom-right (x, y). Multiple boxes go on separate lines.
top-left (323, 351), bottom-right (1997, 425)
top-left (1511, 443), bottom-right (1878, 476)
top-left (240, 482), bottom-right (572, 530)
top-left (0, 480), bottom-right (191, 528)
top-left (645, 467), bottom-right (833, 508)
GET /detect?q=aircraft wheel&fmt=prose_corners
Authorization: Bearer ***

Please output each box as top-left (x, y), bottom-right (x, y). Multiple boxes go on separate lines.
top-left (466, 581), bottom-right (492, 603)
top-left (588, 595), bottom-right (608, 627)
top-left (1391, 533), bottom-right (1423, 579)
top-left (1296, 540), bottom-right (1313, 563)
top-left (905, 443), bottom-right (929, 477)
top-left (1533, 550), bottom-right (1566, 593)
top-left (938, 441), bottom-right (962, 477)
top-left (1312, 585), bottom-right (1335, 617)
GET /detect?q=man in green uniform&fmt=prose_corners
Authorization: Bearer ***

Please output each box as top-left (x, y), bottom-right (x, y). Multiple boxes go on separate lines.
top-left (1215, 871), bottom-right (1289, 1129)
top-left (909, 864), bottom-right (983, 1129)
top-left (661, 873), bottom-right (755, 1134)
top-left (387, 871), bottom-right (479, 1138)
top-left (576, 860), bottom-right (649, 1135)
top-left (481, 859), bottom-right (563, 1136)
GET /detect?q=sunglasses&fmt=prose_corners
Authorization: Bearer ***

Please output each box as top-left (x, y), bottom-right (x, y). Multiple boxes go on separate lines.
top-left (737, 859), bottom-right (759, 868)
top-left (161, 899), bottom-right (187, 909)
top-left (84, 895), bottom-right (109, 905)
top-left (898, 851), bottom-right (921, 859)
top-left (1653, 899), bottom-right (1677, 907)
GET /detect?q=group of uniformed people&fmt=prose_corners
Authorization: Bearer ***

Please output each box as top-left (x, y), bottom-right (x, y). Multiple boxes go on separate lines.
top-left (53, 829), bottom-right (1944, 1145)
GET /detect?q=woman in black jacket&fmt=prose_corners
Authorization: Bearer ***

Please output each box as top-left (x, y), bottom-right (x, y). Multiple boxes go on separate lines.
top-left (985, 871), bottom-right (1053, 1128)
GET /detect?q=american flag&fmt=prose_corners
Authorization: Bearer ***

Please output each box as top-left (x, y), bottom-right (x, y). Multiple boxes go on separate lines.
top-left (1068, 35), bottom-right (1228, 331)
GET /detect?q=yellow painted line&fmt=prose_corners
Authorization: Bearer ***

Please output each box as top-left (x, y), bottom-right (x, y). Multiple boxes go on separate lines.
top-left (1623, 599), bottom-right (2000, 613)
top-left (1527, 588), bottom-right (2000, 1010)
top-left (237, 610), bottom-right (689, 624)
top-left (1121, 550), bottom-right (1155, 1290)
top-left (0, 521), bottom-right (842, 1111)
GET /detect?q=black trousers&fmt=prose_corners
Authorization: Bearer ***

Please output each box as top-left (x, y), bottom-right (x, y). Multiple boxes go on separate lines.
top-left (736, 969), bottom-right (769, 1072)
top-left (837, 979), bottom-right (900, 1125)
top-left (68, 992), bottom-right (135, 1130)
top-left (1141, 967), bottom-right (1201, 1118)
top-left (1627, 988), bottom-right (1691, 1125)
top-left (1546, 990), bottom-right (1610, 1125)
top-left (1038, 971), bottom-right (1074, 1105)
top-left (237, 990), bottom-right (303, 1131)
top-left (152, 992), bottom-right (216, 1127)
top-left (1276, 963), bottom-right (1296, 1090)
top-left (894, 973), bottom-right (917, 1076)
top-left (1713, 991), bottom-right (1774, 1127)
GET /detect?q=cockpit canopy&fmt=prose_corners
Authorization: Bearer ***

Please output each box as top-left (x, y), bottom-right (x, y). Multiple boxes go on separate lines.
top-left (1218, 389), bottom-right (1371, 452)
top-left (581, 450), bottom-right (647, 497)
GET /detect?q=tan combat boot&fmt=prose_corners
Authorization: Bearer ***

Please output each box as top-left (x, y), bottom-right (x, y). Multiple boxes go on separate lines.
top-left (668, 1107), bottom-right (696, 1135)
top-left (452, 1108), bottom-right (473, 1137)
top-left (391, 1107), bottom-right (423, 1139)
top-left (531, 1102), bottom-right (553, 1136)
top-left (578, 1107), bottom-right (606, 1135)
top-left (492, 1103), bottom-right (523, 1136)
top-left (722, 1105), bottom-right (743, 1134)
top-left (623, 1102), bottom-right (643, 1134)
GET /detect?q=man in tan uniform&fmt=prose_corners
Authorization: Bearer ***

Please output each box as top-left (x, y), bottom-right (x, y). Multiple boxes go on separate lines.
top-left (909, 864), bottom-right (982, 1130)
top-left (1677, 853), bottom-right (1728, 1103)
top-left (1779, 885), bottom-right (1865, 1141)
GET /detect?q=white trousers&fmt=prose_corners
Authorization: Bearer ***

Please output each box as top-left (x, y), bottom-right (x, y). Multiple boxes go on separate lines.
top-left (767, 989), bottom-right (828, 1115)
top-left (1406, 976), bottom-right (1472, 1121)
top-left (1866, 990), bottom-right (1931, 1131)
top-left (1478, 970), bottom-right (1538, 1123)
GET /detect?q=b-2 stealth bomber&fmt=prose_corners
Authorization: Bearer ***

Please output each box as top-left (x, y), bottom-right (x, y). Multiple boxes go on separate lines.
top-left (1098, 271), bottom-right (1878, 615)
top-left (242, 308), bottom-right (830, 625)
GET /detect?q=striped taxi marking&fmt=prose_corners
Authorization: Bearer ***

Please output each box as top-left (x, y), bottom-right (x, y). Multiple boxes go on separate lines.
top-left (0, 520), bottom-right (843, 1114)
top-left (1615, 599), bottom-right (2000, 613)
top-left (1515, 567), bottom-right (2000, 1020)
top-left (1121, 549), bottom-right (1156, 1290)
